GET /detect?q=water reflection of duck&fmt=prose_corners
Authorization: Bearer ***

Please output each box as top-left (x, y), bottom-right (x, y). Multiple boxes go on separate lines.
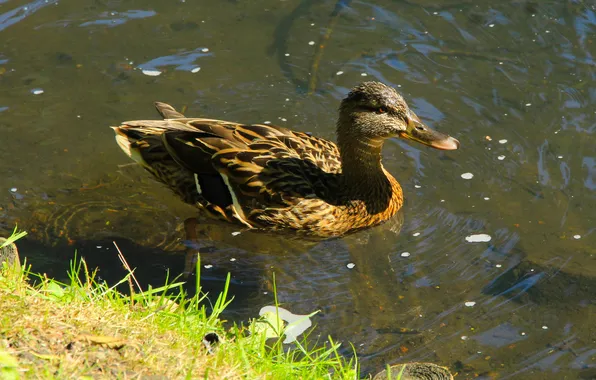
top-left (112, 82), bottom-right (458, 273)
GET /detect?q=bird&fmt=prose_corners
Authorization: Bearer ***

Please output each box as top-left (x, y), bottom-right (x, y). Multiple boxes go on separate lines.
top-left (112, 81), bottom-right (458, 272)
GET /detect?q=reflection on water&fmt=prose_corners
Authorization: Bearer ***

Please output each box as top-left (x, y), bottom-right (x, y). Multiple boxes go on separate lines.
top-left (1, 0), bottom-right (595, 378)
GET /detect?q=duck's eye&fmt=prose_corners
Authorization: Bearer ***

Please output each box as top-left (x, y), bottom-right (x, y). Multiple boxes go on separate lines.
top-left (377, 106), bottom-right (389, 114)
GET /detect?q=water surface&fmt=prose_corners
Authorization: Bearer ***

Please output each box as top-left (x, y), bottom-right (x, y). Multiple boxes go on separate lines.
top-left (1, 0), bottom-right (595, 378)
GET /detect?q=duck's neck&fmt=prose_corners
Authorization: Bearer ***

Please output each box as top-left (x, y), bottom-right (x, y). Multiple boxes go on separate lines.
top-left (335, 117), bottom-right (403, 216)
top-left (337, 135), bottom-right (386, 185)
top-left (336, 133), bottom-right (400, 216)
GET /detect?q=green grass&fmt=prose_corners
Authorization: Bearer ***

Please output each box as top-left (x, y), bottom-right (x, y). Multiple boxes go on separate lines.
top-left (0, 229), bottom-right (359, 379)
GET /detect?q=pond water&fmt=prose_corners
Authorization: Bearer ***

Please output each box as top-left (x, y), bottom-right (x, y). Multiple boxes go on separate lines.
top-left (1, 0), bottom-right (595, 378)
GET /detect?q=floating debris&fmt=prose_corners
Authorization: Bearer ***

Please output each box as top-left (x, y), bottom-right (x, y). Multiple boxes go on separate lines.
top-left (414, 185), bottom-right (421, 188)
top-left (346, 263), bottom-right (355, 269)
top-left (258, 306), bottom-right (312, 344)
top-left (231, 231), bottom-right (241, 236)
top-left (495, 264), bottom-right (502, 268)
top-left (412, 232), bottom-right (420, 237)
top-left (361, 73), bottom-right (368, 76)
top-left (498, 155), bottom-right (506, 160)
top-left (191, 67), bottom-right (201, 73)
top-left (464, 301), bottom-right (476, 307)
top-left (400, 252), bottom-right (411, 258)
top-left (336, 71), bottom-right (344, 76)
top-left (141, 69), bottom-right (161, 76)
top-left (31, 88), bottom-right (44, 95)
top-left (201, 48), bottom-right (209, 53)
top-left (230, 258), bottom-right (236, 262)
top-left (9, 187), bottom-right (17, 193)
top-left (484, 197), bottom-right (490, 200)
top-left (461, 172), bottom-right (474, 179)
top-left (542, 326), bottom-right (548, 330)
top-left (525, 103), bottom-right (532, 107)
top-left (498, 139), bottom-right (508, 144)
top-left (573, 235), bottom-right (581, 239)
top-left (203, 264), bottom-right (213, 269)
top-left (465, 234), bottom-right (492, 243)
top-left (308, 41), bottom-right (315, 46)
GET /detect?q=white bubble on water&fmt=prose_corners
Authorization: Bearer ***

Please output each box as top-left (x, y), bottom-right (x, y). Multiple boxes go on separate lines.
top-left (465, 234), bottom-right (492, 243)
top-left (141, 69), bottom-right (161, 76)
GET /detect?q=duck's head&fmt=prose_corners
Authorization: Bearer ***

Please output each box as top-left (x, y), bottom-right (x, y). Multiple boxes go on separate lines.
top-left (337, 81), bottom-right (459, 150)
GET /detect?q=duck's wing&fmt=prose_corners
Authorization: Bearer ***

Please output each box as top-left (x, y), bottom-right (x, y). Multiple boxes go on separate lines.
top-left (113, 105), bottom-right (342, 228)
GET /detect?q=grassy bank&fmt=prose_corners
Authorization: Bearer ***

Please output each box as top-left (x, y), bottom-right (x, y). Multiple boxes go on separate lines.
top-left (0, 232), bottom-right (358, 379)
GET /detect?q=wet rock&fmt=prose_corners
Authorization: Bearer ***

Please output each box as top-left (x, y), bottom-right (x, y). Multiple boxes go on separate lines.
top-left (373, 362), bottom-right (453, 380)
top-left (202, 332), bottom-right (220, 354)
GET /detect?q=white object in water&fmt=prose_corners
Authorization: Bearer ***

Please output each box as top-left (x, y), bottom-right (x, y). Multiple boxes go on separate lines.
top-left (465, 234), bottom-right (492, 243)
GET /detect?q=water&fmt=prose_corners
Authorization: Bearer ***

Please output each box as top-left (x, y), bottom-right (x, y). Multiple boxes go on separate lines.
top-left (1, 0), bottom-right (595, 378)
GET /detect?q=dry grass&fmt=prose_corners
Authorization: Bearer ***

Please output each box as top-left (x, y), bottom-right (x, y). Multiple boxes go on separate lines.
top-left (0, 268), bottom-right (241, 379)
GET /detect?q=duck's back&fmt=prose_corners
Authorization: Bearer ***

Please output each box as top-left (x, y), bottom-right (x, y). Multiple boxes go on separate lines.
top-left (113, 102), bottom-right (344, 232)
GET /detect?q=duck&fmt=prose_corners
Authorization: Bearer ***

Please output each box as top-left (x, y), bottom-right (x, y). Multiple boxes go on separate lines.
top-left (112, 81), bottom-right (459, 239)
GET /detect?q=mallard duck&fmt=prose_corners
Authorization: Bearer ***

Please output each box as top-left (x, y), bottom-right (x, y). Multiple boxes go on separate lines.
top-left (113, 81), bottom-right (458, 238)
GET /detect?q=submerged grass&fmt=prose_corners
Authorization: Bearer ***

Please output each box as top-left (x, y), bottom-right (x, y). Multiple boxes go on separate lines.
top-left (0, 232), bottom-right (359, 379)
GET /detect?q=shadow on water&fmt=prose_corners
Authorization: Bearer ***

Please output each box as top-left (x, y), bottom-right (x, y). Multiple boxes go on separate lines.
top-left (1, 0), bottom-right (596, 378)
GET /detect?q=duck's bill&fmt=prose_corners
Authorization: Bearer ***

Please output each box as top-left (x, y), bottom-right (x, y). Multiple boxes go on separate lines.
top-left (399, 117), bottom-right (459, 150)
